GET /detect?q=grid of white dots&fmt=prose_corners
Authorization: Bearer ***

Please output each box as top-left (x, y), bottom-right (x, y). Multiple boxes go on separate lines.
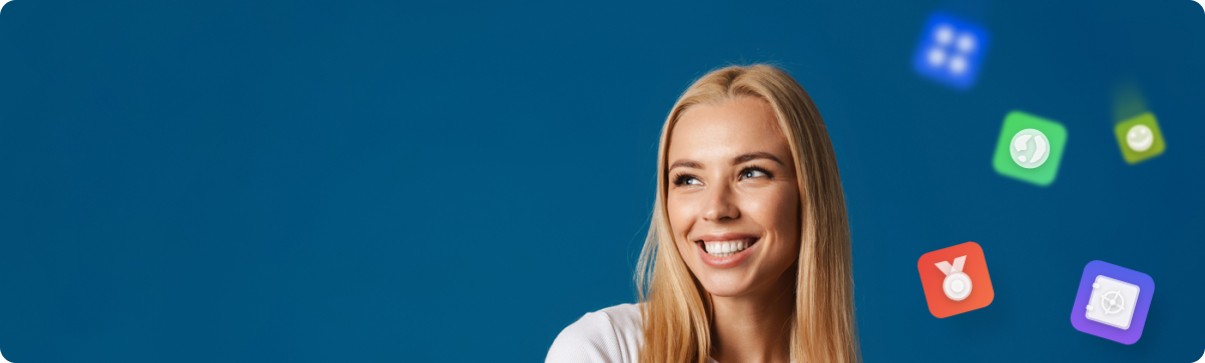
top-left (926, 23), bottom-right (978, 75)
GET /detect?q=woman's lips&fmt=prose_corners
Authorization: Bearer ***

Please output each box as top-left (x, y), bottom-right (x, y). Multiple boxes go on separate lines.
top-left (694, 235), bottom-right (760, 269)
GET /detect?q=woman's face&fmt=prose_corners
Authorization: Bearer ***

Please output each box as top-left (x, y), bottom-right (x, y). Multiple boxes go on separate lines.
top-left (666, 96), bottom-right (802, 298)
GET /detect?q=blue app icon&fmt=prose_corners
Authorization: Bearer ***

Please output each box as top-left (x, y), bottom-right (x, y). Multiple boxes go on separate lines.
top-left (912, 13), bottom-right (989, 90)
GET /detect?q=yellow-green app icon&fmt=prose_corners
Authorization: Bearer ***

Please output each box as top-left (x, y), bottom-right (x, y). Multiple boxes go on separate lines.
top-left (991, 111), bottom-right (1068, 187)
top-left (1114, 112), bottom-right (1165, 164)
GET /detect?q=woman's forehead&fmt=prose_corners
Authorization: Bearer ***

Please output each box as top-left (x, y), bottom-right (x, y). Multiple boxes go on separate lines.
top-left (669, 97), bottom-right (790, 161)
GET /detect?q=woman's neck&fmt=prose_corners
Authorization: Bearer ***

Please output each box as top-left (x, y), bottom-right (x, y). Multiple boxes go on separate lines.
top-left (709, 271), bottom-right (796, 363)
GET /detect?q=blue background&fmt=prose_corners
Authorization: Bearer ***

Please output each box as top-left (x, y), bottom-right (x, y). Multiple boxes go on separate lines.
top-left (0, 0), bottom-right (1202, 362)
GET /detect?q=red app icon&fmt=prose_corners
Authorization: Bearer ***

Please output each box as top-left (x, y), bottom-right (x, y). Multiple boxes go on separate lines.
top-left (917, 242), bottom-right (994, 318)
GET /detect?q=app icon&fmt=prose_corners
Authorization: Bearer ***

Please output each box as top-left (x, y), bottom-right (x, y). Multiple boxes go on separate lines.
top-left (1114, 112), bottom-right (1166, 164)
top-left (992, 111), bottom-right (1068, 186)
top-left (917, 242), bottom-right (994, 318)
top-left (1070, 260), bottom-right (1155, 345)
top-left (912, 13), bottom-right (989, 90)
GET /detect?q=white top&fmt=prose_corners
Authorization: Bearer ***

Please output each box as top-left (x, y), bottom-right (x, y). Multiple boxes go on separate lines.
top-left (546, 303), bottom-right (643, 363)
top-left (546, 303), bottom-right (719, 363)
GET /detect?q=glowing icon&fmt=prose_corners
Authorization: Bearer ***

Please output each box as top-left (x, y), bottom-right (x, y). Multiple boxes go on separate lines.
top-left (1114, 112), bottom-right (1166, 164)
top-left (992, 111), bottom-right (1068, 187)
top-left (912, 12), bottom-right (989, 90)
top-left (1010, 129), bottom-right (1050, 168)
top-left (917, 242), bottom-right (994, 318)
top-left (1070, 260), bottom-right (1155, 345)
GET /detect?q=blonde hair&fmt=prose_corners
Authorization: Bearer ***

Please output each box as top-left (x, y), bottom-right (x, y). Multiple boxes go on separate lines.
top-left (636, 64), bottom-right (859, 363)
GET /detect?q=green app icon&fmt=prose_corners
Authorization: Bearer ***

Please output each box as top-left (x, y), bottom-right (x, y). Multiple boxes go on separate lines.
top-left (991, 111), bottom-right (1068, 187)
top-left (1114, 112), bottom-right (1165, 164)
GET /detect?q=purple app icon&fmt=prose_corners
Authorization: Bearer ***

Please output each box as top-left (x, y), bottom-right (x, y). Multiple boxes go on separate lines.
top-left (1070, 260), bottom-right (1155, 345)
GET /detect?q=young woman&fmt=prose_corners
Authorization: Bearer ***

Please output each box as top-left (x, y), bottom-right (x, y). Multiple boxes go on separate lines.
top-left (547, 64), bottom-right (859, 363)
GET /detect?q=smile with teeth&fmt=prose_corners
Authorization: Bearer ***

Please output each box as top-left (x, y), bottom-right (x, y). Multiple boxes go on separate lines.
top-left (702, 239), bottom-right (756, 257)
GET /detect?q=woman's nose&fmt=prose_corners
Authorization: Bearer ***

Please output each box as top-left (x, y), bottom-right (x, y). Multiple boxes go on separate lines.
top-left (702, 184), bottom-right (740, 222)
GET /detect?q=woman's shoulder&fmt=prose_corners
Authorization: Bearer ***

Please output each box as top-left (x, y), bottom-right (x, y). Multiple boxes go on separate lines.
top-left (545, 303), bottom-right (643, 363)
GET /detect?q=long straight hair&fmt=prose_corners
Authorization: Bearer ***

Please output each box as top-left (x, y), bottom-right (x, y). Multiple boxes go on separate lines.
top-left (636, 64), bottom-right (859, 363)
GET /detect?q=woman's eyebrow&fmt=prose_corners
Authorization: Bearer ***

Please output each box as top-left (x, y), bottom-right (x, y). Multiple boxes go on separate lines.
top-left (732, 152), bottom-right (784, 165)
top-left (668, 159), bottom-right (702, 170)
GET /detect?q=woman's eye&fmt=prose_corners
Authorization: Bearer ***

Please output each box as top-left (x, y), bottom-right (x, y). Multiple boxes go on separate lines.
top-left (674, 175), bottom-right (701, 186)
top-left (740, 168), bottom-right (770, 180)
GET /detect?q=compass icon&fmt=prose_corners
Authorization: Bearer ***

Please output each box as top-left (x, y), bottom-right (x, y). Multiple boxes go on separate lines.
top-left (1098, 290), bottom-right (1126, 315)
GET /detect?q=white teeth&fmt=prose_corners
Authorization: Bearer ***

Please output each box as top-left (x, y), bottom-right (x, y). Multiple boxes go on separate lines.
top-left (703, 240), bottom-right (753, 257)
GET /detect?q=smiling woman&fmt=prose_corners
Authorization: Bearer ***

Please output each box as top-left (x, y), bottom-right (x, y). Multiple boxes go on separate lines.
top-left (546, 64), bottom-right (859, 363)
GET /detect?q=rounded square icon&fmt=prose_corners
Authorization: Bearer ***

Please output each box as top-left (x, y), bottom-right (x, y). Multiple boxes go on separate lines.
top-left (991, 111), bottom-right (1068, 187)
top-left (1113, 112), bottom-right (1166, 164)
top-left (917, 242), bottom-right (994, 318)
top-left (911, 12), bottom-right (990, 90)
top-left (1070, 260), bottom-right (1155, 345)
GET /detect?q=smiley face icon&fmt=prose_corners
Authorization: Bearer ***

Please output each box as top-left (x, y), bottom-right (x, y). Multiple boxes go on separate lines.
top-left (1125, 124), bottom-right (1154, 152)
top-left (1113, 113), bottom-right (1165, 164)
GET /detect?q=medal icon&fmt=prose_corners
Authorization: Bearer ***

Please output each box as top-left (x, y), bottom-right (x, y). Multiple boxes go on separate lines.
top-left (917, 242), bottom-right (994, 318)
top-left (936, 256), bottom-right (972, 301)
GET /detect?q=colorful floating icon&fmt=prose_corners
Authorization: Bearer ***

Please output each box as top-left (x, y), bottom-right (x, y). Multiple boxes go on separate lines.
top-left (991, 111), bottom-right (1068, 187)
top-left (1070, 260), bottom-right (1155, 345)
top-left (1114, 112), bottom-right (1166, 164)
top-left (912, 12), bottom-right (990, 90)
top-left (917, 242), bottom-right (995, 318)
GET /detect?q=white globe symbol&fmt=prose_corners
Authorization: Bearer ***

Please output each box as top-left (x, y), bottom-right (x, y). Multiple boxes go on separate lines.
top-left (1099, 290), bottom-right (1126, 315)
top-left (1009, 128), bottom-right (1050, 169)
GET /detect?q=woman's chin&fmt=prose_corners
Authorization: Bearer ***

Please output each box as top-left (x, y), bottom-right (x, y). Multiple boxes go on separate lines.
top-left (697, 274), bottom-right (758, 297)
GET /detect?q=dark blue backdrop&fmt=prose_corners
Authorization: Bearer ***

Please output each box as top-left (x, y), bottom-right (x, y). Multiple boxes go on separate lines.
top-left (0, 0), bottom-right (1201, 362)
